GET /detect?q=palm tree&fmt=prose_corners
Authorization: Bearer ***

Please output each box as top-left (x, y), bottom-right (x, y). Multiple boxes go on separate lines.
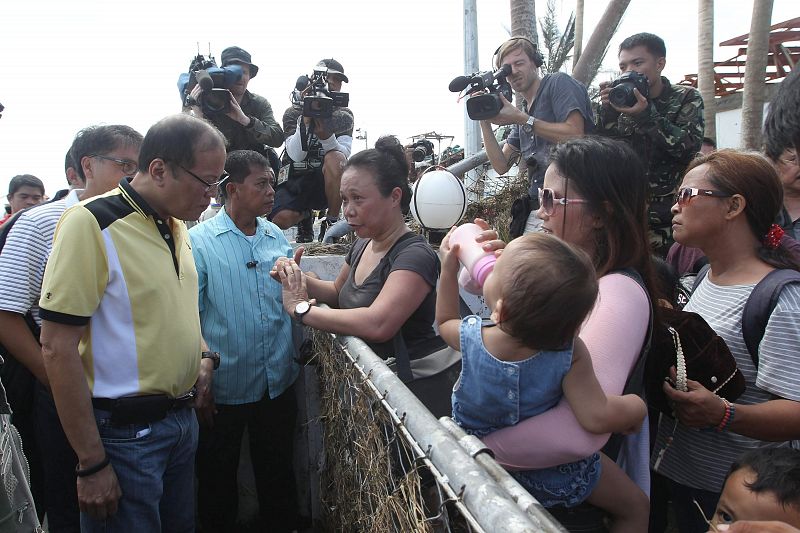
top-left (574, 0), bottom-right (585, 69)
top-left (698, 0), bottom-right (716, 142)
top-left (571, 0), bottom-right (632, 86)
top-left (510, 0), bottom-right (537, 47)
top-left (539, 0), bottom-right (576, 73)
top-left (741, 0), bottom-right (774, 150)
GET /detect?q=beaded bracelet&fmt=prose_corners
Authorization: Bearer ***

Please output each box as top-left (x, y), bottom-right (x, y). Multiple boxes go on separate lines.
top-left (75, 456), bottom-right (110, 478)
top-left (715, 398), bottom-right (735, 432)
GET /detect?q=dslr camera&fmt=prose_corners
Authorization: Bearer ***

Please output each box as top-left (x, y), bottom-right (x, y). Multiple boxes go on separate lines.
top-left (608, 71), bottom-right (650, 108)
top-left (293, 67), bottom-right (350, 119)
top-left (409, 139), bottom-right (434, 162)
top-left (449, 64), bottom-right (512, 120)
top-left (178, 54), bottom-right (244, 115)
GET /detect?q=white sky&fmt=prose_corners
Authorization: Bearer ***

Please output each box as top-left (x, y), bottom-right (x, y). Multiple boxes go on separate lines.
top-left (1, 0), bottom-right (797, 197)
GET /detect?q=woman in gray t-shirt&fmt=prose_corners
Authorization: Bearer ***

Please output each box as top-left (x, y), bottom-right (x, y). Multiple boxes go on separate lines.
top-left (274, 135), bottom-right (453, 412)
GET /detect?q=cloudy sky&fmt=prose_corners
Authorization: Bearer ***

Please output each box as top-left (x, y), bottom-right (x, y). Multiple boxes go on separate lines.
top-left (1, 0), bottom-right (797, 197)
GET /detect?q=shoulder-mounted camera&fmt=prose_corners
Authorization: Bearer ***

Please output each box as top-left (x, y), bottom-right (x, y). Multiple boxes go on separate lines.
top-left (292, 67), bottom-right (349, 119)
top-left (178, 53), bottom-right (244, 115)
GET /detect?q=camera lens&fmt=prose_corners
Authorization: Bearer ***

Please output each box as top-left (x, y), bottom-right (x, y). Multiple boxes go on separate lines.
top-left (609, 84), bottom-right (636, 108)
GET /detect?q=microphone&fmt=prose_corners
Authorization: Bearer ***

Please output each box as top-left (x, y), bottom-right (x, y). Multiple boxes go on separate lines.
top-left (246, 261), bottom-right (258, 269)
top-left (448, 75), bottom-right (471, 93)
top-left (196, 70), bottom-right (214, 92)
top-left (295, 75), bottom-right (310, 91)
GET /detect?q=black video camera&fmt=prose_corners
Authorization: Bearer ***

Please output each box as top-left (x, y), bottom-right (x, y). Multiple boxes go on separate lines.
top-left (449, 64), bottom-right (513, 120)
top-left (178, 54), bottom-right (244, 115)
top-left (293, 68), bottom-right (350, 119)
top-left (410, 139), bottom-right (435, 162)
top-left (608, 71), bottom-right (649, 108)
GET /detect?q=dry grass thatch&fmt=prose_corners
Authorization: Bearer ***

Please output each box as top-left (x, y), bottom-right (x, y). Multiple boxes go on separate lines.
top-left (314, 331), bottom-right (433, 533)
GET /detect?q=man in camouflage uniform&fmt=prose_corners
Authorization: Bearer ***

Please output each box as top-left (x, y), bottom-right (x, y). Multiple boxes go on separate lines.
top-left (184, 46), bottom-right (284, 158)
top-left (269, 59), bottom-right (354, 242)
top-left (597, 32), bottom-right (704, 256)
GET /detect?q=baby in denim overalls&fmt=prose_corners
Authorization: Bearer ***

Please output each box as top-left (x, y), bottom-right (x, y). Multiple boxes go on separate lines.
top-left (437, 232), bottom-right (648, 533)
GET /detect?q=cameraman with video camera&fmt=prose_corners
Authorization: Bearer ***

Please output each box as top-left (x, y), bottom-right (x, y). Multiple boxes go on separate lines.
top-left (269, 59), bottom-right (354, 242)
top-left (477, 37), bottom-right (594, 238)
top-left (184, 46), bottom-right (284, 155)
top-left (596, 33), bottom-right (704, 256)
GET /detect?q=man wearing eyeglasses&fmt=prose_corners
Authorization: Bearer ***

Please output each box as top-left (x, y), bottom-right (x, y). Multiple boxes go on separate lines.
top-left (596, 33), bottom-right (704, 256)
top-left (189, 150), bottom-right (300, 532)
top-left (478, 37), bottom-right (594, 238)
top-left (37, 114), bottom-right (226, 532)
top-left (0, 123), bottom-right (142, 532)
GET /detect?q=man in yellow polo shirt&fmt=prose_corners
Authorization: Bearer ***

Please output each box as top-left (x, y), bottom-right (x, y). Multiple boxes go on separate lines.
top-left (38, 114), bottom-right (227, 532)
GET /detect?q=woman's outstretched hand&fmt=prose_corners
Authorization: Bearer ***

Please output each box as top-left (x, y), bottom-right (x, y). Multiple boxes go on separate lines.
top-left (278, 259), bottom-right (315, 314)
top-left (270, 246), bottom-right (305, 282)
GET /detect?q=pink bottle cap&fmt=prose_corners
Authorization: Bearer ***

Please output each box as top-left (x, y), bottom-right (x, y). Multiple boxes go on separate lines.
top-left (471, 255), bottom-right (496, 287)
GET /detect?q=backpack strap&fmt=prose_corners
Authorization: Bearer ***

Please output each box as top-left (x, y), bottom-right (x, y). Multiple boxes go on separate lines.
top-left (602, 267), bottom-right (652, 461)
top-left (383, 233), bottom-right (424, 383)
top-left (691, 263), bottom-right (711, 293)
top-left (741, 269), bottom-right (800, 368)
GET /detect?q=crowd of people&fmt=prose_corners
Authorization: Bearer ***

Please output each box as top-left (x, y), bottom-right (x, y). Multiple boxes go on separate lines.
top-left (0, 34), bottom-right (798, 533)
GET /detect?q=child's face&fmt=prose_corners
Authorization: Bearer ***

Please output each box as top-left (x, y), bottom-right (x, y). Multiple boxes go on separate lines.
top-left (482, 239), bottom-right (518, 315)
top-left (712, 467), bottom-right (800, 528)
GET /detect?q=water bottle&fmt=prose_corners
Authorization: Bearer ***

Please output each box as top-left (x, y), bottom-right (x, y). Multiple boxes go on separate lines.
top-left (449, 223), bottom-right (496, 294)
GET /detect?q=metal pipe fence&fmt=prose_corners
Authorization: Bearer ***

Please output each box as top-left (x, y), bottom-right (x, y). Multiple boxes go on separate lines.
top-left (303, 327), bottom-right (568, 532)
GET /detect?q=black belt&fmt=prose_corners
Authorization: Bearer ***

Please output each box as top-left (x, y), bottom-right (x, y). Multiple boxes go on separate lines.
top-left (92, 389), bottom-right (195, 425)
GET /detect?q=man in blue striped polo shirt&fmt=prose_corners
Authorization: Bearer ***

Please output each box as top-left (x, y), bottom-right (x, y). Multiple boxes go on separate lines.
top-left (189, 150), bottom-right (300, 532)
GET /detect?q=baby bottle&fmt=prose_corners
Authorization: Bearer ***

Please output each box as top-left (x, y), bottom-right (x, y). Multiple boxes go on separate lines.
top-left (449, 223), bottom-right (496, 294)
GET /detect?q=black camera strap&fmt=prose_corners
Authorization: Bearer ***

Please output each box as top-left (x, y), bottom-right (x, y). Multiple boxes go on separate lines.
top-left (299, 121), bottom-right (309, 152)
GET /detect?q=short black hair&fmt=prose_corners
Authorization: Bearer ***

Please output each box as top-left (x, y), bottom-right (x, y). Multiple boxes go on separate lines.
top-left (64, 149), bottom-right (75, 173)
top-left (702, 137), bottom-right (717, 148)
top-left (138, 114), bottom-right (226, 175)
top-left (8, 174), bottom-right (44, 196)
top-left (69, 124), bottom-right (143, 181)
top-left (764, 64), bottom-right (800, 160)
top-left (619, 32), bottom-right (667, 58)
top-left (218, 150), bottom-right (271, 203)
top-left (727, 448), bottom-right (800, 511)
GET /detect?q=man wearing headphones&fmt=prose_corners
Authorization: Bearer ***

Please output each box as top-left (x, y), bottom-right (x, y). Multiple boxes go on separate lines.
top-left (479, 37), bottom-right (594, 236)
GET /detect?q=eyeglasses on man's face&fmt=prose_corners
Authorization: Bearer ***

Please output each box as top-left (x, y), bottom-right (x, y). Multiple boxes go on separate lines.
top-left (538, 187), bottom-right (589, 216)
top-left (675, 187), bottom-right (732, 207)
top-left (174, 163), bottom-right (228, 193)
top-left (90, 154), bottom-right (138, 176)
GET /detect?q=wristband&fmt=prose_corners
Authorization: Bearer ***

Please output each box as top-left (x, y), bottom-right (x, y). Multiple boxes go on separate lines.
top-left (245, 116), bottom-right (255, 128)
top-left (715, 398), bottom-right (735, 432)
top-left (75, 456), bottom-right (110, 477)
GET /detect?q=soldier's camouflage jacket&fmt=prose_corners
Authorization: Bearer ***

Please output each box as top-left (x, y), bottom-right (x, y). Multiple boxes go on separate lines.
top-left (597, 76), bottom-right (704, 201)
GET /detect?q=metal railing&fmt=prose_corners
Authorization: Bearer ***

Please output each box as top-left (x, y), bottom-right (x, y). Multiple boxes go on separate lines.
top-left (302, 327), bottom-right (568, 532)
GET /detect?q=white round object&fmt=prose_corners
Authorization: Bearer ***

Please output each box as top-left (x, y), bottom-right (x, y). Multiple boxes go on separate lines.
top-left (410, 170), bottom-right (467, 230)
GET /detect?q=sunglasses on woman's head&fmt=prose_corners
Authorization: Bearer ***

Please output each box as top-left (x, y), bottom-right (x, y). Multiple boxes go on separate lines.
top-left (675, 187), bottom-right (731, 207)
top-left (538, 187), bottom-right (589, 216)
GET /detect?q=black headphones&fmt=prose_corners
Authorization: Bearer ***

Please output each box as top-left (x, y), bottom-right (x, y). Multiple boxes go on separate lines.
top-left (493, 36), bottom-right (545, 69)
